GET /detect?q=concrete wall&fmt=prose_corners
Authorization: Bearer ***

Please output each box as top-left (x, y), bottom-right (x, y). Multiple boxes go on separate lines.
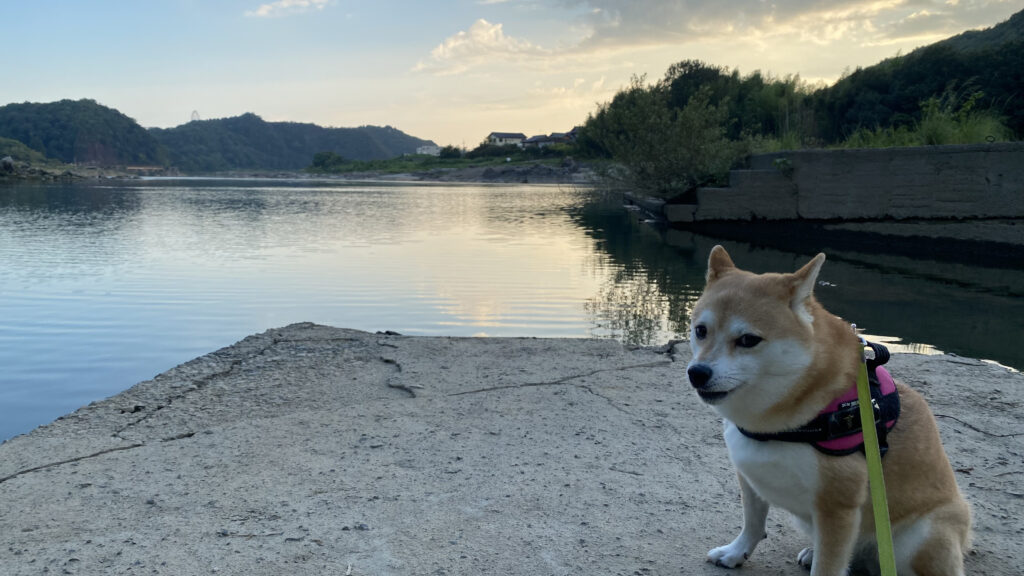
top-left (671, 142), bottom-right (1024, 222)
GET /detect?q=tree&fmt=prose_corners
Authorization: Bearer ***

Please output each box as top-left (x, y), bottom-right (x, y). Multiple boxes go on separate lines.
top-left (584, 76), bottom-right (746, 198)
top-left (310, 151), bottom-right (346, 171)
top-left (438, 145), bottom-right (462, 159)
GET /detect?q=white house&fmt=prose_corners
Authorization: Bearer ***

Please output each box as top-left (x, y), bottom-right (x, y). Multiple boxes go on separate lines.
top-left (486, 132), bottom-right (527, 147)
top-left (416, 145), bottom-right (442, 156)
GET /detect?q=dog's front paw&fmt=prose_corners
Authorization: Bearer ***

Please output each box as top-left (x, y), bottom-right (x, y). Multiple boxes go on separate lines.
top-left (797, 547), bottom-right (813, 570)
top-left (708, 544), bottom-right (750, 569)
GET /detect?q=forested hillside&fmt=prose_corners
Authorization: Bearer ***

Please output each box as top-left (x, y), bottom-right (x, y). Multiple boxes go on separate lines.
top-left (150, 114), bottom-right (435, 172)
top-left (0, 100), bottom-right (434, 172)
top-left (578, 8), bottom-right (1023, 197)
top-left (0, 99), bottom-right (167, 166)
top-left (816, 8), bottom-right (1024, 140)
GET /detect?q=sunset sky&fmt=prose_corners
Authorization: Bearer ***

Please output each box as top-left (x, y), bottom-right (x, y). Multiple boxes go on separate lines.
top-left (3, 0), bottom-right (1020, 147)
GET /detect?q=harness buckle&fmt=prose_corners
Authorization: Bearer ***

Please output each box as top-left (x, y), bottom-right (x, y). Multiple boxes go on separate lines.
top-left (826, 399), bottom-right (882, 439)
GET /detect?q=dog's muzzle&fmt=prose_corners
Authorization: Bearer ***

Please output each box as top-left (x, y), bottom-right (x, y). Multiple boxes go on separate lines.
top-left (687, 364), bottom-right (713, 389)
top-left (687, 364), bottom-right (729, 403)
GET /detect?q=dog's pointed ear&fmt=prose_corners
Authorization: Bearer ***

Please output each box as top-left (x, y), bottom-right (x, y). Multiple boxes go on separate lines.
top-left (790, 253), bottom-right (826, 322)
top-left (706, 245), bottom-right (735, 284)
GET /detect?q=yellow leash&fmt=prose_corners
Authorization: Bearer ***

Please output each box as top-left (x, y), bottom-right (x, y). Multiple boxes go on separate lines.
top-left (857, 341), bottom-right (898, 576)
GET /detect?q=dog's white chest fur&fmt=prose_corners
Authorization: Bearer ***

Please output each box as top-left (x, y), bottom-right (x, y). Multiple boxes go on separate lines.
top-left (723, 420), bottom-right (820, 524)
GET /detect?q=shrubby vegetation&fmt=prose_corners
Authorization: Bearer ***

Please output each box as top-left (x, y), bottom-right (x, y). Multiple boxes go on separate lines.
top-left (307, 137), bottom-right (579, 175)
top-left (575, 9), bottom-right (1021, 196)
top-left (581, 75), bottom-right (745, 196)
top-left (841, 88), bottom-right (1014, 148)
top-left (0, 136), bottom-right (49, 164)
top-left (438, 145), bottom-right (462, 159)
top-left (310, 151), bottom-right (348, 171)
top-left (817, 20), bottom-right (1024, 141)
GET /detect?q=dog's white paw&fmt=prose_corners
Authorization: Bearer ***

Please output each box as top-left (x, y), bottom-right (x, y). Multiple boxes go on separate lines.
top-left (797, 547), bottom-right (813, 570)
top-left (707, 543), bottom-right (750, 568)
top-left (795, 547), bottom-right (851, 575)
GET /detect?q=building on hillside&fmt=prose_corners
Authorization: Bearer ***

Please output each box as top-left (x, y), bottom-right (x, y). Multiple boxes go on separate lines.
top-left (523, 135), bottom-right (549, 147)
top-left (486, 132), bottom-right (527, 147)
top-left (416, 145), bottom-right (441, 156)
top-left (522, 132), bottom-right (573, 149)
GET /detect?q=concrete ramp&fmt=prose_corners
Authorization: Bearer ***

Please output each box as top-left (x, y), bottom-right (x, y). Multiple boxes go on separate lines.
top-left (1, 324), bottom-right (1021, 575)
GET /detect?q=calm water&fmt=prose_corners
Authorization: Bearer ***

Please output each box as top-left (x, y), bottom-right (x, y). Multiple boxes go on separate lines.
top-left (1, 179), bottom-right (1021, 441)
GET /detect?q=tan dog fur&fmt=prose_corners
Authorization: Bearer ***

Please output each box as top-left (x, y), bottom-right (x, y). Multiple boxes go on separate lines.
top-left (687, 246), bottom-right (970, 576)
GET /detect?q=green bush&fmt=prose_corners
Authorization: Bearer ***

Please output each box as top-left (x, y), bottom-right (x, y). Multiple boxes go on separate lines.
top-left (0, 136), bottom-right (49, 164)
top-left (840, 87), bottom-right (1013, 148)
top-left (438, 145), bottom-right (462, 159)
top-left (310, 151), bottom-right (347, 171)
top-left (465, 143), bottom-right (521, 159)
top-left (584, 76), bottom-right (746, 197)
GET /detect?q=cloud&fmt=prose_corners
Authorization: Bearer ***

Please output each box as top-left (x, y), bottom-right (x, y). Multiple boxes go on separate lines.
top-left (414, 19), bottom-right (550, 75)
top-left (245, 0), bottom-right (331, 18)
top-left (552, 0), bottom-right (1015, 50)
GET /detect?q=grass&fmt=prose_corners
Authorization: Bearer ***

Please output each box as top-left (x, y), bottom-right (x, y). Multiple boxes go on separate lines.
top-left (840, 90), bottom-right (1013, 148)
top-left (740, 87), bottom-right (1015, 153)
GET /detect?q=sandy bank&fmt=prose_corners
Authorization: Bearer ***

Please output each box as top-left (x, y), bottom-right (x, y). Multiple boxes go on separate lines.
top-left (0, 324), bottom-right (1020, 575)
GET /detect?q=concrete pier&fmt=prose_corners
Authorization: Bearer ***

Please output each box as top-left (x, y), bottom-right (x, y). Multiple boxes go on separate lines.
top-left (1, 323), bottom-right (1021, 575)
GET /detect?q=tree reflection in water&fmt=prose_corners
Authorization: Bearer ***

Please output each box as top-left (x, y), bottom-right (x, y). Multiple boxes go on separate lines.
top-left (571, 190), bottom-right (1023, 370)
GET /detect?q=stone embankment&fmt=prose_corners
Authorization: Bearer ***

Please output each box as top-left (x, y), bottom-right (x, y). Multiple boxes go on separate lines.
top-left (626, 143), bottom-right (1024, 257)
top-left (665, 142), bottom-right (1024, 223)
top-left (1, 324), bottom-right (1021, 575)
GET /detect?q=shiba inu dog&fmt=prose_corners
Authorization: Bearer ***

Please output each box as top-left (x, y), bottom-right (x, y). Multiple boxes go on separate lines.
top-left (686, 245), bottom-right (970, 576)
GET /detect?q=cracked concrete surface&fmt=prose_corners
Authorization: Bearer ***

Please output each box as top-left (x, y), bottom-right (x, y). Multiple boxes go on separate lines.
top-left (0, 323), bottom-right (1021, 575)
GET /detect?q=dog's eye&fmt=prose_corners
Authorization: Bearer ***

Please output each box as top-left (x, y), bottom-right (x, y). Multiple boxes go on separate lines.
top-left (735, 334), bottom-right (763, 348)
top-left (694, 325), bottom-right (707, 339)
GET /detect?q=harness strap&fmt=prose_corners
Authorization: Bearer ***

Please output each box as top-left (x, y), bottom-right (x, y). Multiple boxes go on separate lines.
top-left (736, 341), bottom-right (900, 456)
top-left (865, 339), bottom-right (890, 372)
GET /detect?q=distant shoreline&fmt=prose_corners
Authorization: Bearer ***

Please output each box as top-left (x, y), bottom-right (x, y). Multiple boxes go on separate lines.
top-left (1, 160), bottom-right (599, 185)
top-left (198, 161), bottom-right (599, 185)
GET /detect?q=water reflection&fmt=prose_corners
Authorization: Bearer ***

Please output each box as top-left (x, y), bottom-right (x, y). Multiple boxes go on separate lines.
top-left (0, 179), bottom-right (1020, 441)
top-left (573, 194), bottom-right (1019, 366)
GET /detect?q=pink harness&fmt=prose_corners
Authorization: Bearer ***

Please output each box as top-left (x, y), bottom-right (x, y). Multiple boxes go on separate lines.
top-left (813, 365), bottom-right (898, 454)
top-left (738, 341), bottom-right (901, 456)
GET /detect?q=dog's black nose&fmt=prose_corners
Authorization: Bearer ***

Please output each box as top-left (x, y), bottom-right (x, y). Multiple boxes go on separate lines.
top-left (687, 364), bottom-right (713, 389)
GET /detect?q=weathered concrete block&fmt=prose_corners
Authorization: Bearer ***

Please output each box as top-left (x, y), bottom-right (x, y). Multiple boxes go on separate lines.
top-left (745, 143), bottom-right (1024, 220)
top-left (692, 170), bottom-right (798, 221)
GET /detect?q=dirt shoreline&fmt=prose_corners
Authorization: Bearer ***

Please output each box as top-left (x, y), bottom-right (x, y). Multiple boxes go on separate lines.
top-left (0, 158), bottom-right (600, 185)
top-left (0, 324), bottom-right (1020, 575)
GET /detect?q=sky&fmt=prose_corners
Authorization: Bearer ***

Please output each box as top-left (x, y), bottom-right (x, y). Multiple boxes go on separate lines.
top-left (2, 0), bottom-right (1021, 147)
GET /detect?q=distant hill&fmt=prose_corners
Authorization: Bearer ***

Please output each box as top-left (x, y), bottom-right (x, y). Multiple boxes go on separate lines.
top-left (939, 8), bottom-right (1024, 53)
top-left (150, 113), bottom-right (436, 172)
top-left (815, 9), bottom-right (1024, 139)
top-left (0, 99), bottom-right (435, 172)
top-left (0, 99), bottom-right (167, 166)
